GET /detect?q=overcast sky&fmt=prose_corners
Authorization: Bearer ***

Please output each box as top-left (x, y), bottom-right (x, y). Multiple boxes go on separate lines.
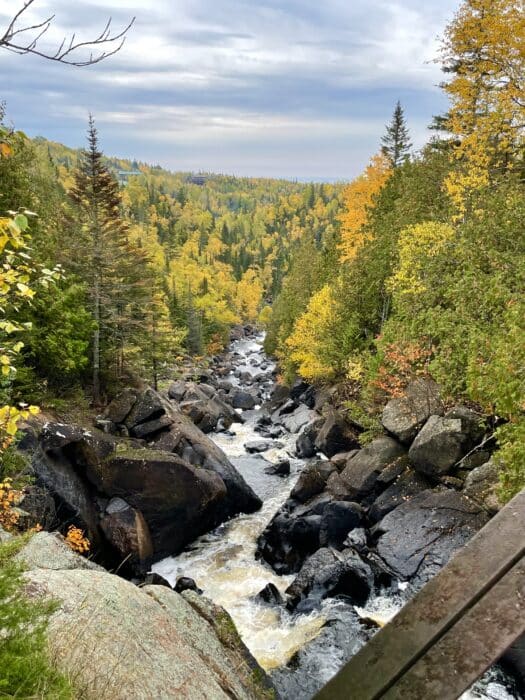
top-left (0, 0), bottom-right (457, 180)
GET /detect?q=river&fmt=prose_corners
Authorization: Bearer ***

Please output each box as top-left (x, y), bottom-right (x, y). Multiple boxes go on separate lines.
top-left (153, 335), bottom-right (522, 699)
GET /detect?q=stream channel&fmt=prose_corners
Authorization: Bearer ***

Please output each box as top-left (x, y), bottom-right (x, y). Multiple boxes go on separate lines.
top-left (153, 335), bottom-right (522, 700)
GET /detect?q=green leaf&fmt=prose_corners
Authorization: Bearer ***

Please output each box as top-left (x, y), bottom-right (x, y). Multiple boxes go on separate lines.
top-left (14, 214), bottom-right (29, 232)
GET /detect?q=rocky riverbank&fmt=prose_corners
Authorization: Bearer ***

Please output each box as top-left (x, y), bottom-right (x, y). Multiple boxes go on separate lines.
top-left (12, 326), bottom-right (524, 699)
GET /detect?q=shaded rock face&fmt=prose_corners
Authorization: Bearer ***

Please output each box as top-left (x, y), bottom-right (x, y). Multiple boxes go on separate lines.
top-left (382, 378), bottom-right (443, 445)
top-left (90, 449), bottom-right (227, 559)
top-left (24, 560), bottom-right (273, 700)
top-left (291, 461), bottom-right (337, 503)
top-left (34, 388), bottom-right (262, 572)
top-left (315, 411), bottom-right (361, 458)
top-left (100, 497), bottom-right (154, 574)
top-left (375, 490), bottom-right (489, 585)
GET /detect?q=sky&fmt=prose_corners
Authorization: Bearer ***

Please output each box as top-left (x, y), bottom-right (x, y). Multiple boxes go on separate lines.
top-left (0, 0), bottom-right (458, 180)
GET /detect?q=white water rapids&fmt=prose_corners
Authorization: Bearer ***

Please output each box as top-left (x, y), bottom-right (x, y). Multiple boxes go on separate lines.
top-left (153, 336), bottom-right (522, 699)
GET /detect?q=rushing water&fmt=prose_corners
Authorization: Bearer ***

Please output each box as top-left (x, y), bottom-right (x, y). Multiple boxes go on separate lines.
top-left (154, 336), bottom-right (522, 699)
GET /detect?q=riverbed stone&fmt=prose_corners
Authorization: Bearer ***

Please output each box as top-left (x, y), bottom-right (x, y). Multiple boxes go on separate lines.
top-left (340, 436), bottom-right (407, 500)
top-left (315, 411), bottom-right (360, 458)
top-left (368, 469), bottom-right (430, 523)
top-left (100, 497), bottom-right (154, 574)
top-left (286, 547), bottom-right (373, 610)
top-left (375, 490), bottom-right (489, 584)
top-left (291, 460), bottom-right (337, 503)
top-left (382, 378), bottom-right (443, 444)
top-left (319, 501), bottom-right (363, 547)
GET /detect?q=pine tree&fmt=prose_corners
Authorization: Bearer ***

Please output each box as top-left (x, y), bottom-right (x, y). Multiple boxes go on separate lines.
top-left (69, 116), bottom-right (150, 402)
top-left (381, 101), bottom-right (412, 168)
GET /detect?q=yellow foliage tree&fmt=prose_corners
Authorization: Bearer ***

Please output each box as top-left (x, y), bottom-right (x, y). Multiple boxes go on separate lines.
top-left (440, 0), bottom-right (525, 217)
top-left (284, 284), bottom-right (338, 382)
top-left (388, 221), bottom-right (456, 301)
top-left (236, 268), bottom-right (264, 322)
top-left (338, 153), bottom-right (391, 263)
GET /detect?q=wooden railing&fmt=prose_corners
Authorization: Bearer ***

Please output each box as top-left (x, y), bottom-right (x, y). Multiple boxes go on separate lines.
top-left (314, 490), bottom-right (525, 700)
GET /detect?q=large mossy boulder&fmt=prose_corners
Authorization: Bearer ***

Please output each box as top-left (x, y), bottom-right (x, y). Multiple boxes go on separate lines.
top-left (24, 564), bottom-right (273, 700)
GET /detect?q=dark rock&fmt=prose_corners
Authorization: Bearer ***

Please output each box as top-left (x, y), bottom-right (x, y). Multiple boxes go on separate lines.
top-left (369, 469), bottom-right (430, 523)
top-left (444, 406), bottom-right (485, 445)
top-left (100, 497), bottom-right (154, 574)
top-left (382, 378), bottom-right (444, 444)
top-left (408, 415), bottom-right (469, 476)
top-left (141, 572), bottom-right (172, 588)
top-left (315, 411), bottom-right (360, 458)
top-left (245, 440), bottom-right (282, 454)
top-left (131, 414), bottom-right (174, 439)
top-left (17, 485), bottom-right (56, 530)
top-left (340, 436), bottom-right (407, 500)
top-left (125, 388), bottom-right (166, 429)
top-left (286, 547), bottom-right (373, 610)
top-left (291, 461), bottom-right (337, 503)
top-left (256, 511), bottom-right (322, 575)
top-left (264, 460), bottom-right (291, 477)
top-left (319, 501), bottom-right (363, 548)
top-left (255, 583), bottom-right (285, 606)
top-left (231, 391), bottom-right (256, 410)
top-left (330, 451), bottom-right (359, 471)
top-left (461, 450), bottom-right (491, 470)
top-left (325, 472), bottom-right (354, 500)
top-left (175, 576), bottom-right (202, 594)
top-left (103, 388), bottom-right (138, 424)
top-left (290, 379), bottom-right (309, 401)
top-left (375, 490), bottom-right (489, 585)
top-left (167, 380), bottom-right (188, 402)
top-left (269, 384), bottom-right (291, 407)
top-left (88, 448), bottom-right (227, 559)
top-left (296, 419), bottom-right (323, 459)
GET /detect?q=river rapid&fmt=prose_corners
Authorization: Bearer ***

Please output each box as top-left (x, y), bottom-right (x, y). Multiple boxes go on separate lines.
top-left (153, 335), bottom-right (521, 700)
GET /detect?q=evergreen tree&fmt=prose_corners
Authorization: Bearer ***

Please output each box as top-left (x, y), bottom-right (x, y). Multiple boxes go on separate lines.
top-left (381, 101), bottom-right (412, 168)
top-left (69, 116), bottom-right (150, 402)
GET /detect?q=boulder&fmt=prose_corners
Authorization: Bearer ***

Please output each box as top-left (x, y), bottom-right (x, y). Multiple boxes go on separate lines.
top-left (100, 497), bottom-right (154, 574)
top-left (264, 460), bottom-right (291, 477)
top-left (24, 567), bottom-right (271, 700)
top-left (16, 531), bottom-right (103, 572)
top-left (125, 387), bottom-right (167, 430)
top-left (255, 583), bottom-right (285, 606)
top-left (256, 510), bottom-right (323, 575)
top-left (382, 378), bottom-right (443, 444)
top-left (167, 379), bottom-right (187, 402)
top-left (285, 547), bottom-right (373, 610)
top-left (408, 415), bottom-right (470, 476)
top-left (368, 469), bottom-right (430, 523)
top-left (314, 411), bottom-right (360, 458)
top-left (85, 448), bottom-right (227, 558)
top-left (463, 458), bottom-right (502, 513)
top-left (291, 461), bottom-right (337, 503)
top-left (296, 419), bottom-right (323, 459)
top-left (281, 405), bottom-right (316, 434)
top-left (375, 490), bottom-right (489, 585)
top-left (340, 436), bottom-right (407, 500)
top-left (444, 406), bottom-right (485, 444)
top-left (319, 501), bottom-right (363, 548)
top-left (174, 576), bottom-right (202, 594)
top-left (231, 391), bottom-right (256, 410)
top-left (244, 440), bottom-right (281, 454)
top-left (103, 388), bottom-right (138, 424)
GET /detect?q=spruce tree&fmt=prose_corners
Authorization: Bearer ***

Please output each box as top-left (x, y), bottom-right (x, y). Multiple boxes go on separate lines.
top-left (381, 101), bottom-right (412, 168)
top-left (69, 116), bottom-right (150, 402)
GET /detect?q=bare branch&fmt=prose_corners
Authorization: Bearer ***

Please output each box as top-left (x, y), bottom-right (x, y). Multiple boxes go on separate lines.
top-left (0, 1), bottom-right (135, 66)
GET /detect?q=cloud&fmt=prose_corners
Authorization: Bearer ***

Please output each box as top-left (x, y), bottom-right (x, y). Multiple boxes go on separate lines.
top-left (0, 0), bottom-right (456, 178)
